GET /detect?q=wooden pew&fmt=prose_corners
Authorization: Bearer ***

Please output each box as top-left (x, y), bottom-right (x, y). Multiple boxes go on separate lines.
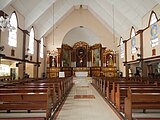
top-left (109, 81), bottom-right (143, 102)
top-left (0, 77), bottom-right (73, 119)
top-left (0, 88), bottom-right (52, 120)
top-left (115, 85), bottom-right (160, 111)
top-left (92, 77), bottom-right (127, 98)
top-left (124, 88), bottom-right (160, 120)
top-left (0, 76), bottom-right (12, 81)
top-left (111, 81), bottom-right (156, 104)
top-left (2, 77), bottom-right (73, 105)
top-left (4, 82), bottom-right (62, 103)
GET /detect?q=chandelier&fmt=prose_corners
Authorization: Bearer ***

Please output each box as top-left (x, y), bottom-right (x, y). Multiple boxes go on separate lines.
top-left (0, 14), bottom-right (15, 31)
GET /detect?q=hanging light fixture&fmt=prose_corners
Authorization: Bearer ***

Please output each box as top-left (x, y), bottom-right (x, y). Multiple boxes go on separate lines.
top-left (0, 11), bottom-right (15, 31)
top-left (0, 24), bottom-right (4, 51)
top-left (112, 2), bottom-right (115, 48)
top-left (52, 3), bottom-right (54, 45)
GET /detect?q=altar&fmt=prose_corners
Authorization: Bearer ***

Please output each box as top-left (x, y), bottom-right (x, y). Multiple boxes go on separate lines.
top-left (75, 72), bottom-right (88, 77)
top-left (73, 67), bottom-right (90, 77)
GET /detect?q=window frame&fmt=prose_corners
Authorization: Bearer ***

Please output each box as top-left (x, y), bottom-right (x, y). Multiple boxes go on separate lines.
top-left (120, 37), bottom-right (124, 58)
top-left (40, 37), bottom-right (44, 58)
top-left (8, 12), bottom-right (18, 47)
top-left (149, 11), bottom-right (159, 47)
top-left (130, 26), bottom-right (136, 54)
top-left (28, 27), bottom-right (35, 54)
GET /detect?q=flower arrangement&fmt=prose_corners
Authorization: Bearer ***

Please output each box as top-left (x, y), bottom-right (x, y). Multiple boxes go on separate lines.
top-left (47, 50), bottom-right (58, 57)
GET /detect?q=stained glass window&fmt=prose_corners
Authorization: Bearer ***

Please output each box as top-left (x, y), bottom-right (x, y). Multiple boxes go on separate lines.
top-left (149, 12), bottom-right (158, 26)
top-left (120, 37), bottom-right (124, 58)
top-left (28, 27), bottom-right (34, 54)
top-left (40, 37), bottom-right (44, 58)
top-left (8, 12), bottom-right (17, 47)
top-left (131, 27), bottom-right (136, 53)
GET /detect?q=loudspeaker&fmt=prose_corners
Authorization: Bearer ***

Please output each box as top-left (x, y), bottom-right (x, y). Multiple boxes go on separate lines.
top-left (0, 46), bottom-right (4, 51)
top-left (25, 55), bottom-right (28, 58)
top-left (16, 63), bottom-right (19, 67)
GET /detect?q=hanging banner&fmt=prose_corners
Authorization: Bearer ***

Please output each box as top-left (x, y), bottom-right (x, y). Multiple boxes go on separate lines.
top-left (150, 23), bottom-right (159, 47)
top-left (131, 36), bottom-right (136, 53)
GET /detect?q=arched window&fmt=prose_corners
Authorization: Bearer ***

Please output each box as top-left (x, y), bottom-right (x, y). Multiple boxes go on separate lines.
top-left (8, 12), bottom-right (17, 47)
top-left (40, 37), bottom-right (43, 58)
top-left (28, 27), bottom-right (34, 54)
top-left (149, 11), bottom-right (159, 47)
top-left (120, 37), bottom-right (124, 58)
top-left (131, 27), bottom-right (136, 54)
top-left (149, 11), bottom-right (158, 26)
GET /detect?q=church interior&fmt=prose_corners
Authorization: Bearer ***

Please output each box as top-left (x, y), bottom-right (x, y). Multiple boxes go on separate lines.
top-left (0, 0), bottom-right (160, 120)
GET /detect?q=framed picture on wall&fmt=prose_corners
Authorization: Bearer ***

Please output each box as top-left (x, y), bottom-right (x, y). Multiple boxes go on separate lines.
top-left (62, 44), bottom-right (72, 67)
top-left (92, 48), bottom-right (100, 66)
top-left (91, 44), bottom-right (102, 67)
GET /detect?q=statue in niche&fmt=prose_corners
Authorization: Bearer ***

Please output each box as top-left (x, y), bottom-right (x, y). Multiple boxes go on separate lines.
top-left (106, 54), bottom-right (113, 67)
top-left (52, 57), bottom-right (55, 67)
top-left (52, 56), bottom-right (57, 67)
top-left (76, 47), bottom-right (86, 67)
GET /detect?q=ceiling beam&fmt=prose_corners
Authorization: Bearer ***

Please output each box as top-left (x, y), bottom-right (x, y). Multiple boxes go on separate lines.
top-left (25, 0), bottom-right (56, 29)
top-left (0, 0), bottom-right (14, 10)
top-left (155, 0), bottom-right (160, 4)
top-left (88, 0), bottom-right (121, 36)
top-left (38, 2), bottom-right (74, 39)
top-left (38, 0), bottom-right (91, 38)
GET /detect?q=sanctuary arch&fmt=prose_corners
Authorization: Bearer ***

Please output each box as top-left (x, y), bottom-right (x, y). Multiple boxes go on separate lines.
top-left (47, 26), bottom-right (117, 78)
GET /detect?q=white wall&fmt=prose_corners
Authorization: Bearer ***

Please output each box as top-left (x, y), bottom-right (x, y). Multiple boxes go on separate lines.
top-left (46, 9), bottom-right (117, 51)
top-left (1, 6), bottom-right (24, 59)
top-left (25, 63), bottom-right (34, 78)
top-left (1, 6), bottom-right (44, 79)
top-left (118, 5), bottom-right (160, 76)
top-left (142, 4), bottom-right (160, 29)
top-left (143, 20), bottom-right (160, 58)
top-left (63, 27), bottom-right (100, 46)
top-left (127, 34), bottom-right (140, 62)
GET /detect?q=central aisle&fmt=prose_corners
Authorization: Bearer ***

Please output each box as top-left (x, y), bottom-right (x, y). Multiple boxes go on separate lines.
top-left (55, 77), bottom-right (120, 120)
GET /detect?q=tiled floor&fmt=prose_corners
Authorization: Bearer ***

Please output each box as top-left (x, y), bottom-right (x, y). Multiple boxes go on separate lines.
top-left (56, 77), bottom-right (120, 120)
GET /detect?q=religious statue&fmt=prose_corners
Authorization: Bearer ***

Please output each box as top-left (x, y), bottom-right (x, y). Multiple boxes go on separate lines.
top-left (107, 54), bottom-right (113, 67)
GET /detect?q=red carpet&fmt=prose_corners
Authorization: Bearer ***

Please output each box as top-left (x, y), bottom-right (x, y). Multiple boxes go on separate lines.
top-left (77, 86), bottom-right (89, 88)
top-left (0, 118), bottom-right (45, 120)
top-left (134, 118), bottom-right (160, 120)
top-left (74, 95), bottom-right (95, 99)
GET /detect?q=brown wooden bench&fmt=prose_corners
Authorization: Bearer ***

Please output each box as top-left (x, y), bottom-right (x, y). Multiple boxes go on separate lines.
top-left (1, 77), bottom-right (73, 106)
top-left (115, 85), bottom-right (160, 111)
top-left (92, 77), bottom-right (127, 97)
top-left (124, 88), bottom-right (160, 120)
top-left (109, 81), bottom-right (143, 102)
top-left (0, 87), bottom-right (52, 120)
top-left (111, 82), bottom-right (157, 104)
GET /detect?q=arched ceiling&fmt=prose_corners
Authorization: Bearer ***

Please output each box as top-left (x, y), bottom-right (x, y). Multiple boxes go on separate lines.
top-left (0, 0), bottom-right (159, 39)
top-left (63, 26), bottom-right (100, 47)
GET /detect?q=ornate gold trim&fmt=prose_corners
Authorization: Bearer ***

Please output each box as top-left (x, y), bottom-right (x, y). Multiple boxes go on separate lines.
top-left (73, 41), bottom-right (89, 49)
top-left (90, 43), bottom-right (102, 49)
top-left (62, 44), bottom-right (72, 50)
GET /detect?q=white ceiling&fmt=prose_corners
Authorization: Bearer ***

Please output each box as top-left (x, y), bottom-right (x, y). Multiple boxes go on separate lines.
top-left (63, 26), bottom-right (100, 46)
top-left (0, 0), bottom-right (159, 39)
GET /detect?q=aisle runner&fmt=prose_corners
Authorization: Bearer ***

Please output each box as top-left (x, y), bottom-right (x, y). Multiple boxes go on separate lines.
top-left (0, 118), bottom-right (44, 120)
top-left (134, 118), bottom-right (160, 120)
top-left (56, 77), bottom-right (120, 120)
top-left (74, 95), bottom-right (95, 99)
